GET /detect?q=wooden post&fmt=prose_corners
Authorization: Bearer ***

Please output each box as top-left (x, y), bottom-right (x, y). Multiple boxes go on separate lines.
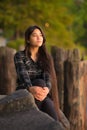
top-left (64, 49), bottom-right (86, 130)
top-left (51, 46), bottom-right (66, 111)
top-left (51, 46), bottom-right (86, 130)
top-left (0, 47), bottom-right (17, 94)
top-left (79, 61), bottom-right (87, 130)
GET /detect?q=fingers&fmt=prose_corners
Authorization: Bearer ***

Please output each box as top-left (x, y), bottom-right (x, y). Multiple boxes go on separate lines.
top-left (29, 86), bottom-right (49, 101)
top-left (43, 87), bottom-right (49, 94)
top-left (35, 94), bottom-right (46, 101)
top-left (34, 88), bottom-right (47, 101)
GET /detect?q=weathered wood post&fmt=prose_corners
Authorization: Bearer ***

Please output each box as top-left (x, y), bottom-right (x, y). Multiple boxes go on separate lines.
top-left (78, 61), bottom-right (87, 130)
top-left (51, 46), bottom-right (86, 130)
top-left (64, 49), bottom-right (80, 129)
top-left (0, 47), bottom-right (17, 94)
top-left (51, 46), bottom-right (66, 111)
top-left (64, 49), bottom-right (86, 130)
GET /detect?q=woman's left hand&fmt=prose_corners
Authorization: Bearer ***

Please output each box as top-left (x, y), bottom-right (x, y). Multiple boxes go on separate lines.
top-left (28, 86), bottom-right (49, 101)
top-left (43, 87), bottom-right (49, 96)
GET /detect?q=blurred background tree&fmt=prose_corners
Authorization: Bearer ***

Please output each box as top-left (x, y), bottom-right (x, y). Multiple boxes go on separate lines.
top-left (0, 0), bottom-right (86, 57)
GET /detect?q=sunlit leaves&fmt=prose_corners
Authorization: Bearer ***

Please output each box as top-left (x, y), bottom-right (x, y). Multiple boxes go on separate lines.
top-left (0, 0), bottom-right (86, 51)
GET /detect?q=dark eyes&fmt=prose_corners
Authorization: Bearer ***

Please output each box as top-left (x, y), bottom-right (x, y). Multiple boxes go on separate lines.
top-left (32, 34), bottom-right (43, 37)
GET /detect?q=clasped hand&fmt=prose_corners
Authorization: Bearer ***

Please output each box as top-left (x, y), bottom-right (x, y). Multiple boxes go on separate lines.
top-left (29, 86), bottom-right (49, 101)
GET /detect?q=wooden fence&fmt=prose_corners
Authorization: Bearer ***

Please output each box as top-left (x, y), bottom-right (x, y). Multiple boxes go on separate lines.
top-left (51, 46), bottom-right (86, 130)
top-left (0, 46), bottom-right (87, 130)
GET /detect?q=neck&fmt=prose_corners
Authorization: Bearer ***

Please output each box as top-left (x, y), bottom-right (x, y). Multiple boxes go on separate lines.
top-left (30, 47), bottom-right (39, 62)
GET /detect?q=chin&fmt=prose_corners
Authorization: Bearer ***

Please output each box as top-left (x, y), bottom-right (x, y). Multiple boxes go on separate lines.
top-left (36, 44), bottom-right (43, 47)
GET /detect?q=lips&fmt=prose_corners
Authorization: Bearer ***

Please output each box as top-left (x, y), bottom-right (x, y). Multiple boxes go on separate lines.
top-left (37, 41), bottom-right (42, 42)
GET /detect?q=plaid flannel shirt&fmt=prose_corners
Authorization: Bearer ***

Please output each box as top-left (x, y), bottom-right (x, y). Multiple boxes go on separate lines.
top-left (14, 50), bottom-right (51, 90)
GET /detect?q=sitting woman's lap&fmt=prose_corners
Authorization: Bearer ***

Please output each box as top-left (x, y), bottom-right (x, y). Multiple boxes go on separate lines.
top-left (35, 97), bottom-right (58, 120)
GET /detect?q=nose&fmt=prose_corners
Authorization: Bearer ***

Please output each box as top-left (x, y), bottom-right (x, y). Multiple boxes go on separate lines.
top-left (37, 35), bottom-right (42, 40)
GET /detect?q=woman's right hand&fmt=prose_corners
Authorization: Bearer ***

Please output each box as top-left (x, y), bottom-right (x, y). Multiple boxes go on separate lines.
top-left (28, 86), bottom-right (47, 101)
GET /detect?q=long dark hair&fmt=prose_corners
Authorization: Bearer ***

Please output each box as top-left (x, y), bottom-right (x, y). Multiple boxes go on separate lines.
top-left (24, 25), bottom-right (51, 73)
top-left (25, 25), bottom-right (61, 121)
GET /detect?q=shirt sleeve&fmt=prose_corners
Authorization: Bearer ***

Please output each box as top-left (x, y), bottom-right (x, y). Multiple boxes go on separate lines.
top-left (14, 52), bottom-right (32, 89)
top-left (43, 72), bottom-right (52, 90)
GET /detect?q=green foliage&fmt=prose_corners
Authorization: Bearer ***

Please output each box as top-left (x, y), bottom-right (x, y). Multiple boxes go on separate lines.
top-left (7, 38), bottom-right (24, 50)
top-left (0, 0), bottom-right (87, 55)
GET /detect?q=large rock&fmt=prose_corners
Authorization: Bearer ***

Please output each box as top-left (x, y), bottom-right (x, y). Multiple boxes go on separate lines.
top-left (0, 89), bottom-right (64, 130)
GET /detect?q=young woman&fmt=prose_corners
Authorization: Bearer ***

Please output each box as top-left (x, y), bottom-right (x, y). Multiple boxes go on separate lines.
top-left (14, 25), bottom-right (60, 121)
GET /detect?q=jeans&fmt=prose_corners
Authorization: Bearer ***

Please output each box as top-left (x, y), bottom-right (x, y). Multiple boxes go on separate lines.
top-left (35, 96), bottom-right (58, 121)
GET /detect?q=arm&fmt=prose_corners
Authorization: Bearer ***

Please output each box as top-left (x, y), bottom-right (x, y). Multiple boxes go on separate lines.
top-left (14, 52), bottom-right (32, 89)
top-left (43, 72), bottom-right (52, 91)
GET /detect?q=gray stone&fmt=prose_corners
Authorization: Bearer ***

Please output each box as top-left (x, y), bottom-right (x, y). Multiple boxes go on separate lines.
top-left (0, 89), bottom-right (64, 130)
top-left (0, 89), bottom-right (37, 113)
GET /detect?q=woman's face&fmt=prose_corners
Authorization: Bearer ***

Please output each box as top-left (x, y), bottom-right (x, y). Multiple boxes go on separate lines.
top-left (29, 29), bottom-right (43, 47)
